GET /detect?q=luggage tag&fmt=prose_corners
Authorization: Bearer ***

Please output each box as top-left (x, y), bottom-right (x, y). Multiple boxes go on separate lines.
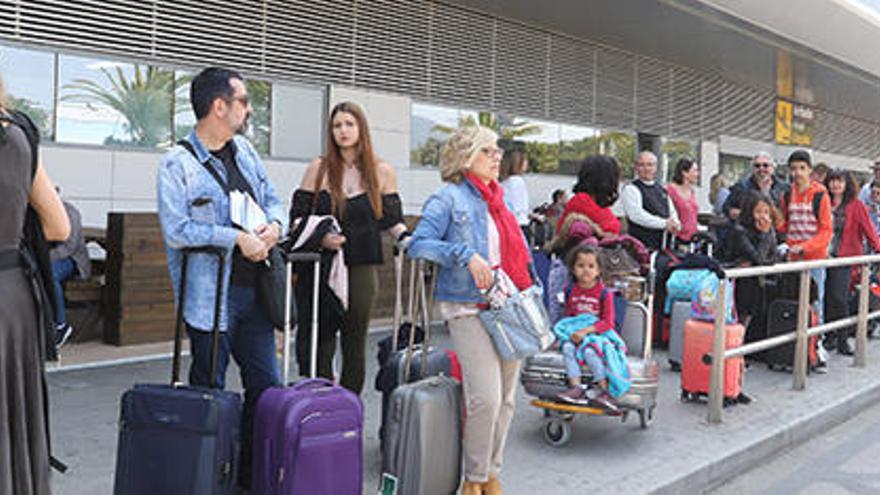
top-left (379, 473), bottom-right (398, 495)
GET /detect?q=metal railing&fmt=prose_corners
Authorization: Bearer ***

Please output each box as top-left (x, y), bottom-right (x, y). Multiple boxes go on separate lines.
top-left (708, 254), bottom-right (880, 423)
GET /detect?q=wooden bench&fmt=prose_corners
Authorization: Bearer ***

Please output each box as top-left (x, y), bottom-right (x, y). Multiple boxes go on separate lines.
top-left (103, 213), bottom-right (175, 346)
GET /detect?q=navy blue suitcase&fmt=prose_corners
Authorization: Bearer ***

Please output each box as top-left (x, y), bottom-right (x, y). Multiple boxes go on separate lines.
top-left (113, 247), bottom-right (242, 495)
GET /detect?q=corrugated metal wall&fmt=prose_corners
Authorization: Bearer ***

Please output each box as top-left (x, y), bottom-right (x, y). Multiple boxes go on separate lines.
top-left (1, 0), bottom-right (877, 157)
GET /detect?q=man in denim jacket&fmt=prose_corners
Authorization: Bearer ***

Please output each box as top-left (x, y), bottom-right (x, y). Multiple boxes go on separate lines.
top-left (157, 67), bottom-right (286, 490)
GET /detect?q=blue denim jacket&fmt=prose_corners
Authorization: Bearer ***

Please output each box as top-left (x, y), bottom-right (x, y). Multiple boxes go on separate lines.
top-left (408, 180), bottom-right (524, 304)
top-left (157, 131), bottom-right (286, 331)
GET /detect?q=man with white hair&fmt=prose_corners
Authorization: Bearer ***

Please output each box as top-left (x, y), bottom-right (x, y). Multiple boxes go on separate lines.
top-left (621, 151), bottom-right (679, 250)
top-left (722, 151), bottom-right (790, 221)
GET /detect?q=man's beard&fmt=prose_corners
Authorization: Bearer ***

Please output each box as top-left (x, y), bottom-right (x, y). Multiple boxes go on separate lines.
top-left (235, 114), bottom-right (251, 136)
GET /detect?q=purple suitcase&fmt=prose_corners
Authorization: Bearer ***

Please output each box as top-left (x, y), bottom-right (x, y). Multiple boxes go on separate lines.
top-left (252, 252), bottom-right (364, 495)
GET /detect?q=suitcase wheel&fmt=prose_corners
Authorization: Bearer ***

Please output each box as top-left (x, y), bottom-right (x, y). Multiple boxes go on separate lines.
top-left (680, 390), bottom-right (691, 402)
top-left (542, 417), bottom-right (572, 447)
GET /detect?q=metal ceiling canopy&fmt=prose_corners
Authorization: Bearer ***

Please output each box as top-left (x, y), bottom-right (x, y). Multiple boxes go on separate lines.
top-left (442, 0), bottom-right (880, 124)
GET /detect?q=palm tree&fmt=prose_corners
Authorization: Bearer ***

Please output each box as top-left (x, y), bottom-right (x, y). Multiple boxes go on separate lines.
top-left (431, 111), bottom-right (542, 140)
top-left (62, 65), bottom-right (178, 146)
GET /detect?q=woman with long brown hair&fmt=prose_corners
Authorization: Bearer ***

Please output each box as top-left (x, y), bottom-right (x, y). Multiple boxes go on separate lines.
top-left (0, 73), bottom-right (69, 495)
top-left (289, 101), bottom-right (407, 394)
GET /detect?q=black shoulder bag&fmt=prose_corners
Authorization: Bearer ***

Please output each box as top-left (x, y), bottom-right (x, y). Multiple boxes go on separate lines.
top-left (176, 140), bottom-right (290, 329)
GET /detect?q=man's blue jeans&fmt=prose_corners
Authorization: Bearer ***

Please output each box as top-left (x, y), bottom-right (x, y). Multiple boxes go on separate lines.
top-left (186, 285), bottom-right (279, 487)
top-left (51, 257), bottom-right (76, 326)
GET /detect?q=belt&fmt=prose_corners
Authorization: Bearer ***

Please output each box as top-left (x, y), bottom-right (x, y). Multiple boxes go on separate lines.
top-left (0, 249), bottom-right (21, 271)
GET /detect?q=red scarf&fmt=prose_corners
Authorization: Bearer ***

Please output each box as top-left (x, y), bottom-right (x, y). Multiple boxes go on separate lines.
top-left (464, 172), bottom-right (532, 290)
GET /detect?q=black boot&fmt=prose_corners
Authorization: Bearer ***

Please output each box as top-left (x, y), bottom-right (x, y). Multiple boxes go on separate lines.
top-left (837, 332), bottom-right (855, 356)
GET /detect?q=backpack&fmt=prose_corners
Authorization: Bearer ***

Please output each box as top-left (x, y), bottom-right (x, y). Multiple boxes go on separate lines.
top-left (0, 111), bottom-right (58, 361)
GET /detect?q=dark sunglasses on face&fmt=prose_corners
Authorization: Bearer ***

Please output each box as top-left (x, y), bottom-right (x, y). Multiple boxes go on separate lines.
top-left (227, 95), bottom-right (250, 107)
top-left (754, 162), bottom-right (772, 169)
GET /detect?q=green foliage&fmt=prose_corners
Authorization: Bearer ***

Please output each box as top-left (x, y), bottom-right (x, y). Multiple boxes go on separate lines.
top-left (411, 136), bottom-right (443, 167)
top-left (62, 65), bottom-right (177, 147)
top-left (246, 80), bottom-right (270, 155)
top-left (431, 111), bottom-right (541, 140)
top-left (6, 95), bottom-right (51, 139)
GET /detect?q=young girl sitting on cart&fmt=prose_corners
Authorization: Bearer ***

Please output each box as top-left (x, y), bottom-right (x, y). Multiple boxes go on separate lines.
top-left (555, 243), bottom-right (628, 412)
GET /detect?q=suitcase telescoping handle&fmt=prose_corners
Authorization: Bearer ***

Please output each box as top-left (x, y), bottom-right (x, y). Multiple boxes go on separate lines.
top-left (392, 251), bottom-right (419, 351)
top-left (283, 252), bottom-right (321, 381)
top-left (403, 259), bottom-right (434, 382)
top-left (172, 246), bottom-right (226, 388)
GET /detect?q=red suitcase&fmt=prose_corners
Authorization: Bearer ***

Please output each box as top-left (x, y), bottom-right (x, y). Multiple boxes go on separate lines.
top-left (681, 320), bottom-right (745, 403)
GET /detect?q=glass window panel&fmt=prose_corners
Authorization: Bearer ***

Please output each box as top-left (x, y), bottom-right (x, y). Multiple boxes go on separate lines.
top-left (410, 102), bottom-right (478, 167)
top-left (57, 55), bottom-right (173, 147)
top-left (173, 70), bottom-right (195, 141)
top-left (559, 124), bottom-right (600, 175)
top-left (0, 45), bottom-right (56, 140)
top-left (662, 139), bottom-right (699, 184)
top-left (503, 116), bottom-right (560, 174)
top-left (597, 130), bottom-right (637, 180)
top-left (247, 79), bottom-right (271, 155)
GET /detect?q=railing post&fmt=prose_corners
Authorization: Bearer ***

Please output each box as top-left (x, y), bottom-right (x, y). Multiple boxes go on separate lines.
top-left (792, 269), bottom-right (811, 390)
top-left (707, 278), bottom-right (728, 424)
top-left (855, 264), bottom-right (870, 368)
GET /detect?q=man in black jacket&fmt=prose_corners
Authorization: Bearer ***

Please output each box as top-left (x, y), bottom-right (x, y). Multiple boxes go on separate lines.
top-left (722, 151), bottom-right (790, 221)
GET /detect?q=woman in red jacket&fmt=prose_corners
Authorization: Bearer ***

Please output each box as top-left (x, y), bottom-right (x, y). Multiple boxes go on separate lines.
top-left (557, 155), bottom-right (621, 237)
top-left (824, 169), bottom-right (880, 354)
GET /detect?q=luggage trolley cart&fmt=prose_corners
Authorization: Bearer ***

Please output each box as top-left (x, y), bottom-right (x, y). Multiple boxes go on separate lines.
top-left (523, 251), bottom-right (661, 447)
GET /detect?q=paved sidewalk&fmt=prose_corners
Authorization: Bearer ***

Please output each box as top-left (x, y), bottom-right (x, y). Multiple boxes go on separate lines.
top-left (47, 328), bottom-right (880, 494)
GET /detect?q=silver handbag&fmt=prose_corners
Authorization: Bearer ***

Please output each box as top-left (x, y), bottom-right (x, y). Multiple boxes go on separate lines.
top-left (478, 269), bottom-right (554, 361)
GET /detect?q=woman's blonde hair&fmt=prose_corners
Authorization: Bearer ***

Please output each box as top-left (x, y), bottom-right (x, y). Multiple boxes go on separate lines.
top-left (439, 125), bottom-right (498, 183)
top-left (709, 173), bottom-right (728, 206)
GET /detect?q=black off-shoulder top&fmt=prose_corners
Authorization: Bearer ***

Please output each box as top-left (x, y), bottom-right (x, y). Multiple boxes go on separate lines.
top-left (290, 189), bottom-right (403, 266)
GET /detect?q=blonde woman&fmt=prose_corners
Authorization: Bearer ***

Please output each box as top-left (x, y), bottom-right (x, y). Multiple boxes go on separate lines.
top-left (408, 126), bottom-right (532, 495)
top-left (0, 74), bottom-right (69, 495)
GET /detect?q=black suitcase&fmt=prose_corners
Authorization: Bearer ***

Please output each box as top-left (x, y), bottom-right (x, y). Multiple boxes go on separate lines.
top-left (756, 299), bottom-right (818, 370)
top-left (114, 247), bottom-right (242, 495)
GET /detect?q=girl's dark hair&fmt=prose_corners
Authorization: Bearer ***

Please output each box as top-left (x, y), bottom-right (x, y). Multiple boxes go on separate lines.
top-left (564, 242), bottom-right (603, 276)
top-left (738, 191), bottom-right (775, 231)
top-left (572, 155), bottom-right (620, 208)
top-left (672, 158), bottom-right (697, 185)
top-left (552, 189), bottom-right (565, 203)
top-left (824, 169), bottom-right (858, 207)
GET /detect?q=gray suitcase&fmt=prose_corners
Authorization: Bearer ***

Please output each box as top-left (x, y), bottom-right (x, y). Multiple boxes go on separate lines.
top-left (382, 375), bottom-right (462, 495)
top-left (380, 259), bottom-right (462, 495)
top-left (667, 301), bottom-right (691, 369)
top-left (521, 300), bottom-right (658, 406)
top-left (520, 351), bottom-right (659, 408)
top-left (619, 301), bottom-right (649, 358)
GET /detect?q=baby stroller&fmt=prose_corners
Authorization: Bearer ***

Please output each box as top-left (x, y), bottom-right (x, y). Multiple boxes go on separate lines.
top-left (519, 251), bottom-right (661, 447)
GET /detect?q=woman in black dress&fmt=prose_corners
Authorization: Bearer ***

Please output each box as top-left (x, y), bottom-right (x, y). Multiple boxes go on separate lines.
top-left (0, 75), bottom-right (70, 495)
top-left (289, 101), bottom-right (407, 394)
